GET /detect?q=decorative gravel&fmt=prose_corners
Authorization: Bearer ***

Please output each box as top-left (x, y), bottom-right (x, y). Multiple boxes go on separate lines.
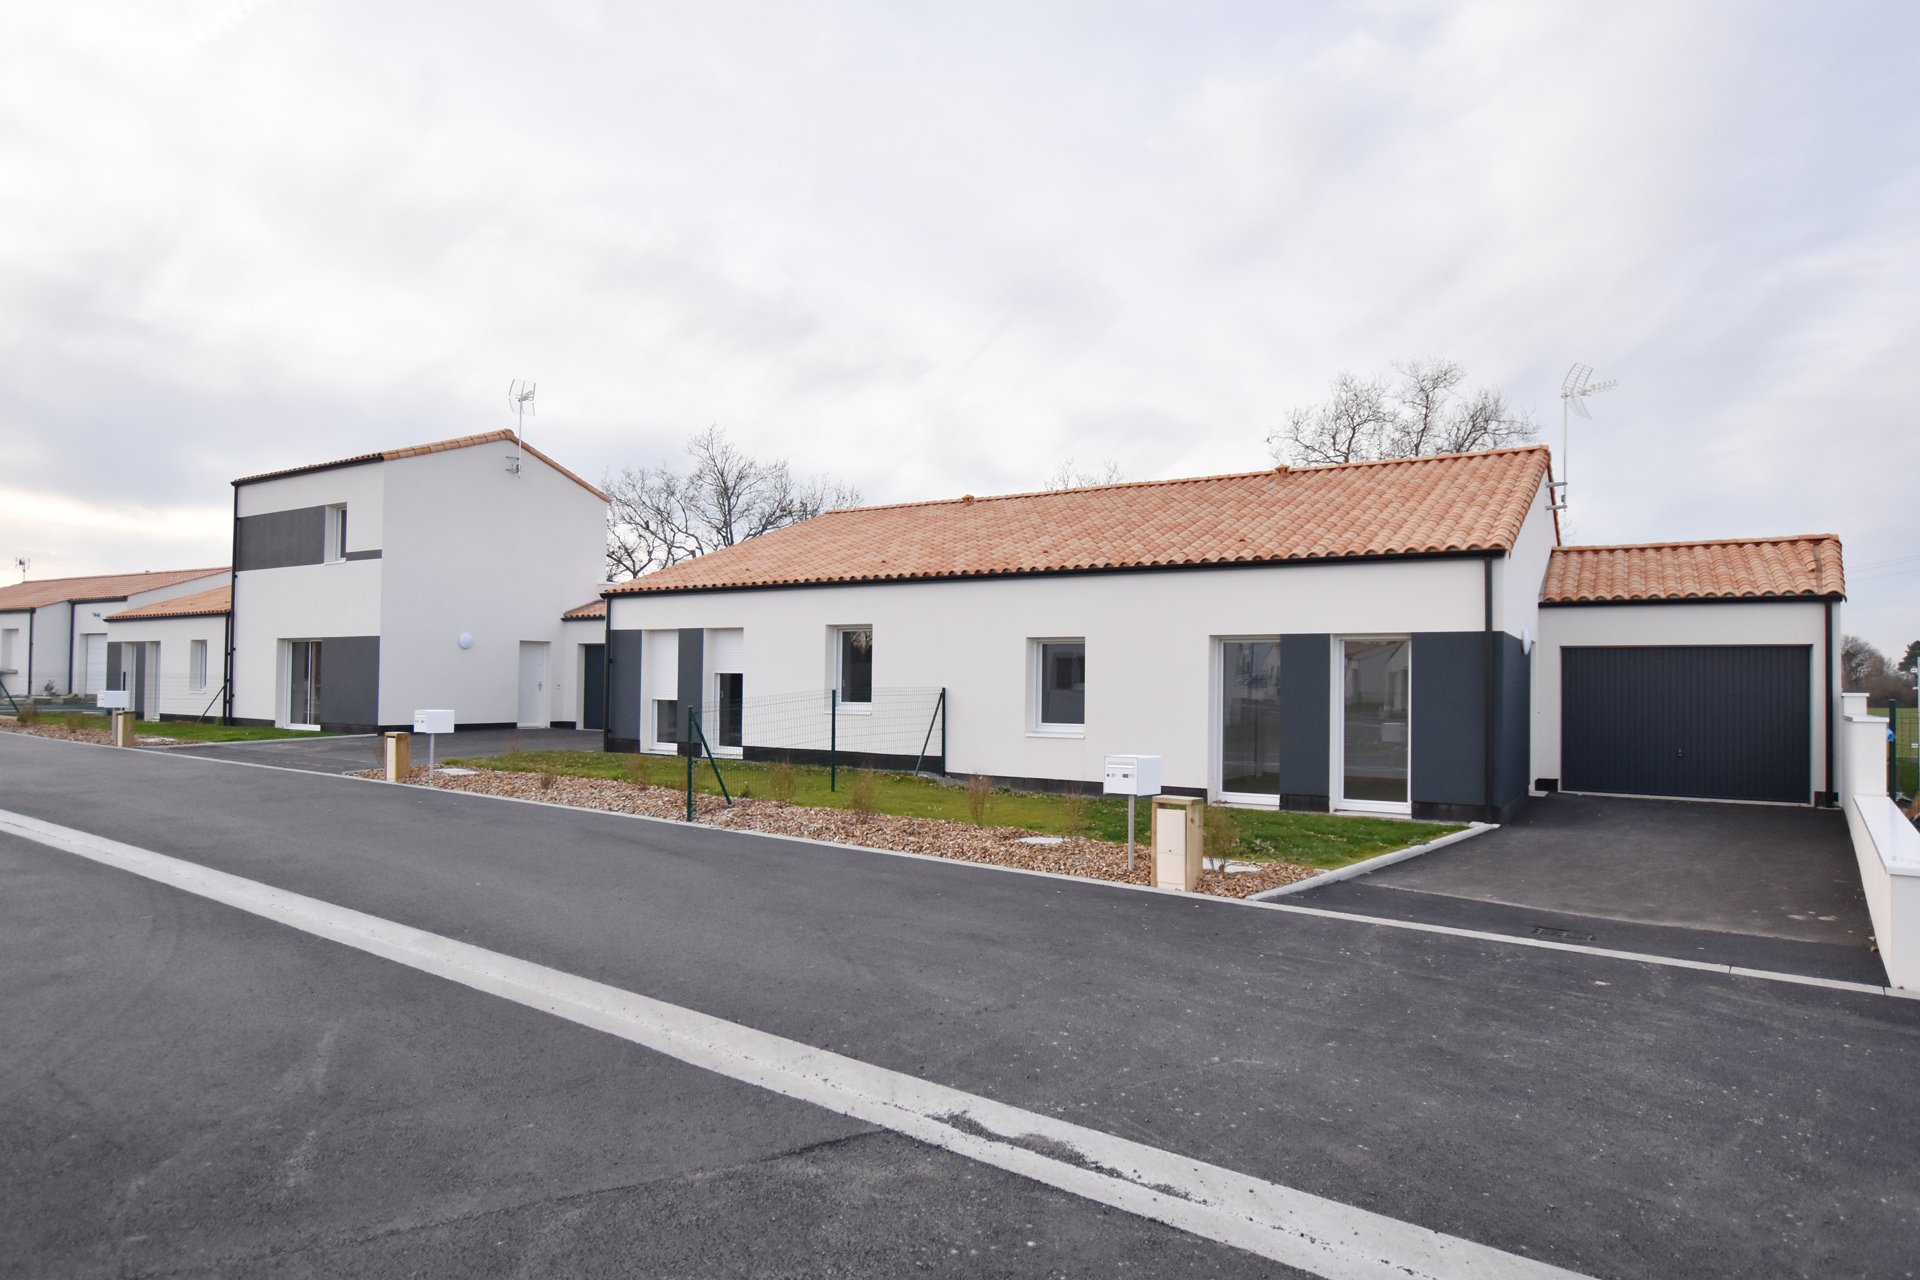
top-left (0, 719), bottom-right (112, 745)
top-left (355, 765), bottom-right (1320, 899)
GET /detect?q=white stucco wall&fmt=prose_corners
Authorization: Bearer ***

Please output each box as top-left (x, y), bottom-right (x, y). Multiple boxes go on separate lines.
top-left (104, 612), bottom-right (229, 719)
top-left (1531, 598), bottom-right (1836, 795)
top-left (562, 617), bottom-right (605, 727)
top-left (1492, 484), bottom-right (1558, 640)
top-left (376, 442), bottom-right (607, 727)
top-left (71, 573), bottom-right (228, 697)
top-left (610, 556), bottom-right (1492, 792)
top-left (0, 609), bottom-right (32, 700)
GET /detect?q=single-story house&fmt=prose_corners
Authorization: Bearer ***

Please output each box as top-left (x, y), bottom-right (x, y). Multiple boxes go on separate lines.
top-left (600, 445), bottom-right (1845, 821)
top-left (562, 598), bottom-right (609, 733)
top-left (227, 429), bottom-right (610, 732)
top-left (102, 585), bottom-right (232, 720)
top-left (0, 566), bottom-right (230, 705)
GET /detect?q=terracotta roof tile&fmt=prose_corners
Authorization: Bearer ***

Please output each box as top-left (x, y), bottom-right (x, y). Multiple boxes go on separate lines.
top-left (233, 430), bottom-right (609, 502)
top-left (0, 567), bottom-right (229, 612)
top-left (106, 585), bottom-right (232, 621)
top-left (611, 446), bottom-right (1552, 596)
top-left (562, 598), bottom-right (607, 620)
top-left (1542, 536), bottom-right (1845, 604)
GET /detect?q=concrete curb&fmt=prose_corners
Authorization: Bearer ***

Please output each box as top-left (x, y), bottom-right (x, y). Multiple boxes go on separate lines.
top-left (1247, 822), bottom-right (1495, 901)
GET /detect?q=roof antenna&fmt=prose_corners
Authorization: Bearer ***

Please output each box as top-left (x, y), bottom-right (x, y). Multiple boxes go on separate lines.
top-left (1552, 363), bottom-right (1617, 513)
top-left (506, 380), bottom-right (536, 476)
top-left (13, 556), bottom-right (27, 582)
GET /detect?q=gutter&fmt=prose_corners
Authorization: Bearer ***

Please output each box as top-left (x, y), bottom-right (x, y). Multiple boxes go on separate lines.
top-left (224, 484), bottom-right (239, 723)
top-left (68, 601), bottom-right (76, 694)
top-left (1825, 598), bottom-right (1837, 806)
top-left (1482, 556), bottom-right (1496, 820)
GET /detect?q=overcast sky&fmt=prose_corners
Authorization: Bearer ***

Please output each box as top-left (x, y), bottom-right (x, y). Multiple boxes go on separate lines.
top-left (2, 1), bottom-right (1914, 650)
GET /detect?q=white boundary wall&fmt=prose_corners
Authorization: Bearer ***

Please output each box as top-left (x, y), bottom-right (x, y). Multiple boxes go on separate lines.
top-left (1532, 598), bottom-right (1835, 797)
top-left (1839, 692), bottom-right (1920, 989)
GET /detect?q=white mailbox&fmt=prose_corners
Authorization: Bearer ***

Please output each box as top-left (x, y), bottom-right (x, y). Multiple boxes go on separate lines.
top-left (97, 690), bottom-right (131, 710)
top-left (1103, 754), bottom-right (1162, 797)
top-left (412, 708), bottom-right (455, 735)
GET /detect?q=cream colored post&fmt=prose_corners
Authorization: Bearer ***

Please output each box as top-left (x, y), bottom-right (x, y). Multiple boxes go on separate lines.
top-left (384, 731), bottom-right (412, 782)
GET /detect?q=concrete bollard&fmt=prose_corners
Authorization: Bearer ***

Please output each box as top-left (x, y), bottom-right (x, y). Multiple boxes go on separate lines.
top-left (384, 731), bottom-right (412, 782)
top-left (111, 710), bottom-right (136, 748)
top-left (1151, 796), bottom-right (1205, 891)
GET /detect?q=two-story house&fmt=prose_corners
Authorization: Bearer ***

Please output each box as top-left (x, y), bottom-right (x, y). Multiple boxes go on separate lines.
top-left (227, 430), bottom-right (609, 732)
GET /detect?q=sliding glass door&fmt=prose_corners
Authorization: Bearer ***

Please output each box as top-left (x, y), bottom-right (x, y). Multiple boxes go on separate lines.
top-left (1219, 638), bottom-right (1282, 802)
top-left (1337, 637), bottom-right (1410, 812)
top-left (288, 641), bottom-right (322, 729)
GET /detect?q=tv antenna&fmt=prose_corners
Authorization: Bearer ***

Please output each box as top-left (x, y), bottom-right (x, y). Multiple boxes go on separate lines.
top-left (1551, 362), bottom-right (1618, 513)
top-left (506, 380), bottom-right (536, 475)
top-left (13, 556), bottom-right (27, 582)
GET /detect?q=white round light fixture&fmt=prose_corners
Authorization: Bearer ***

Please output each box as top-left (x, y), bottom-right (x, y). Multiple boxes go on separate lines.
top-left (458, 632), bottom-right (474, 650)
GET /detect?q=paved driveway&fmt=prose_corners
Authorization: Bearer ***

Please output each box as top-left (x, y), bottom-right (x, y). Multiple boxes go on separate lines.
top-left (147, 726), bottom-right (602, 775)
top-left (1291, 794), bottom-right (1883, 984)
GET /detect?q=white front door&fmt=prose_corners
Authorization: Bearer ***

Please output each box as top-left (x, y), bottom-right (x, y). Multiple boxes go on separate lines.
top-left (518, 642), bottom-right (550, 728)
top-left (83, 634), bottom-right (107, 695)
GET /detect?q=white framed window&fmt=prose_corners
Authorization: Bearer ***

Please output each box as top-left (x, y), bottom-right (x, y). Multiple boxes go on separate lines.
top-left (833, 626), bottom-right (873, 708)
top-left (325, 504), bottom-right (348, 563)
top-left (0, 626), bottom-right (18, 673)
top-left (653, 698), bottom-right (681, 748)
top-left (190, 639), bottom-right (208, 691)
top-left (1030, 638), bottom-right (1086, 735)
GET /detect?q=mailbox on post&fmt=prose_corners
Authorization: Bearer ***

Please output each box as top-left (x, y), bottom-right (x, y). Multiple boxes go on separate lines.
top-left (412, 709), bottom-right (454, 781)
top-left (1103, 754), bottom-right (1162, 872)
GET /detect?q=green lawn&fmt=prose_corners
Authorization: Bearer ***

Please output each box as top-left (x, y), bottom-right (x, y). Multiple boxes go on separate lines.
top-left (447, 750), bottom-right (1461, 871)
top-left (17, 711), bottom-right (327, 743)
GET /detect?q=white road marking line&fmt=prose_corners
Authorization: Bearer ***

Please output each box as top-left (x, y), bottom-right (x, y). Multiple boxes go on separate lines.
top-left (0, 805), bottom-right (1594, 1280)
top-left (2, 731), bottom-right (1899, 998)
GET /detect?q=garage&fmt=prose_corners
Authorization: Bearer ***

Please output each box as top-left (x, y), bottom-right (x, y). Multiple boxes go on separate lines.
top-left (1561, 644), bottom-right (1812, 803)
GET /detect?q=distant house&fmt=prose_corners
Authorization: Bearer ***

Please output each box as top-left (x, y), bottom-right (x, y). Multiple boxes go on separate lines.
top-left (561, 598), bottom-right (609, 733)
top-left (227, 429), bottom-right (609, 732)
top-left (103, 585), bottom-right (232, 720)
top-left (601, 446), bottom-right (1846, 819)
top-left (0, 567), bottom-right (229, 706)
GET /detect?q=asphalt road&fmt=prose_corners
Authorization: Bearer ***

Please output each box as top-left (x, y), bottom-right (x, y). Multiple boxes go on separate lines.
top-left (4, 733), bottom-right (1918, 1278)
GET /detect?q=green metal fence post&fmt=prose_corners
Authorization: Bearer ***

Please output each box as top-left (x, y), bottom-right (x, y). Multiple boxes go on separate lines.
top-left (691, 709), bottom-right (731, 806)
top-left (913, 687), bottom-right (946, 776)
top-left (685, 707), bottom-right (696, 822)
top-left (830, 688), bottom-right (838, 792)
top-left (1892, 699), bottom-right (1901, 797)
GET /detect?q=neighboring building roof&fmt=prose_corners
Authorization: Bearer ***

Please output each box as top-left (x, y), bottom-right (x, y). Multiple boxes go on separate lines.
top-left (0, 567), bottom-right (229, 612)
top-left (106, 585), bottom-right (233, 621)
top-left (232, 429), bottom-right (610, 502)
top-left (609, 446), bottom-right (1553, 596)
top-left (1542, 536), bottom-right (1846, 604)
top-left (562, 598), bottom-right (607, 621)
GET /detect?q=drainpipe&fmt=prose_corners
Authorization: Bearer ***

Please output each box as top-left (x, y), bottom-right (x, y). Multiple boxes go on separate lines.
top-left (68, 601), bottom-right (77, 694)
top-left (1483, 556), bottom-right (1496, 821)
top-left (598, 602), bottom-right (612, 746)
top-left (1823, 598), bottom-right (1836, 806)
top-left (25, 609), bottom-right (34, 698)
top-left (224, 484), bottom-right (239, 723)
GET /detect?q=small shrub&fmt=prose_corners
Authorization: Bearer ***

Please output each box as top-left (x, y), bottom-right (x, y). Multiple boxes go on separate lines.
top-left (1060, 792), bottom-right (1089, 836)
top-left (849, 768), bottom-right (879, 817)
top-left (966, 775), bottom-right (992, 825)
top-left (737, 781), bottom-right (753, 800)
top-left (16, 706), bottom-right (40, 726)
top-left (1202, 804), bottom-right (1240, 861)
top-left (538, 771), bottom-right (558, 793)
top-left (625, 754), bottom-right (653, 788)
top-left (768, 763), bottom-right (797, 803)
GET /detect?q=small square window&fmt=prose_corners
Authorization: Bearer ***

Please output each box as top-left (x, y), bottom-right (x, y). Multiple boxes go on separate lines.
top-left (835, 627), bottom-right (873, 705)
top-left (1034, 639), bottom-right (1086, 731)
top-left (190, 639), bottom-right (208, 691)
top-left (654, 698), bottom-right (680, 746)
top-left (325, 505), bottom-right (348, 563)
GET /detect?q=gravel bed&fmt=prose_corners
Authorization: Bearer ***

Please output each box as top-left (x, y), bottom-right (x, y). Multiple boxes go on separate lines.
top-left (0, 719), bottom-right (112, 745)
top-left (353, 765), bottom-right (1320, 899)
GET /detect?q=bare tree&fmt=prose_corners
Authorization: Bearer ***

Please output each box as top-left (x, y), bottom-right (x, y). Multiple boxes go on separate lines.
top-left (1843, 634), bottom-right (1887, 690)
top-left (1043, 457), bottom-right (1125, 490)
top-left (1270, 359), bottom-right (1537, 465)
top-left (604, 426), bottom-right (860, 580)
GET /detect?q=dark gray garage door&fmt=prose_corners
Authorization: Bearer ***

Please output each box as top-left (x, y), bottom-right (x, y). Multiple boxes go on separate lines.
top-left (1561, 645), bottom-right (1811, 803)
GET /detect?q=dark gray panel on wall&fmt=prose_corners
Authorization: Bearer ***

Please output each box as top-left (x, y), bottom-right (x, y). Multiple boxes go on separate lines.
top-left (677, 628), bottom-right (704, 750)
top-left (606, 629), bottom-right (643, 744)
top-left (319, 636), bottom-right (380, 729)
top-left (582, 643), bottom-right (607, 732)
top-left (235, 507), bottom-right (328, 571)
top-left (1278, 634), bottom-right (1330, 799)
top-left (1494, 632), bottom-right (1530, 809)
top-left (1409, 632), bottom-right (1487, 809)
top-left (1561, 645), bottom-right (1810, 803)
top-left (106, 641), bottom-right (125, 693)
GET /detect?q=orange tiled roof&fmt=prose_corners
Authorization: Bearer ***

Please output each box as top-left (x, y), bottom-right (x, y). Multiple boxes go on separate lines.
top-left (105, 584), bottom-right (232, 621)
top-left (611, 446), bottom-right (1552, 596)
top-left (1542, 536), bottom-right (1846, 604)
top-left (0, 567), bottom-right (228, 612)
top-left (562, 598), bottom-right (607, 620)
top-left (232, 430), bottom-right (609, 502)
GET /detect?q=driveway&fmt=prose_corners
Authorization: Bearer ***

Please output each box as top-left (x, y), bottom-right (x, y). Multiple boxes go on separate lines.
top-left (147, 726), bottom-right (602, 775)
top-left (1290, 793), bottom-right (1884, 984)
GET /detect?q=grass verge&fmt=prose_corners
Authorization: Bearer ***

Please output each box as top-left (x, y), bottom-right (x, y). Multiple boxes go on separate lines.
top-left (21, 711), bottom-right (329, 743)
top-left (447, 751), bottom-right (1462, 872)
